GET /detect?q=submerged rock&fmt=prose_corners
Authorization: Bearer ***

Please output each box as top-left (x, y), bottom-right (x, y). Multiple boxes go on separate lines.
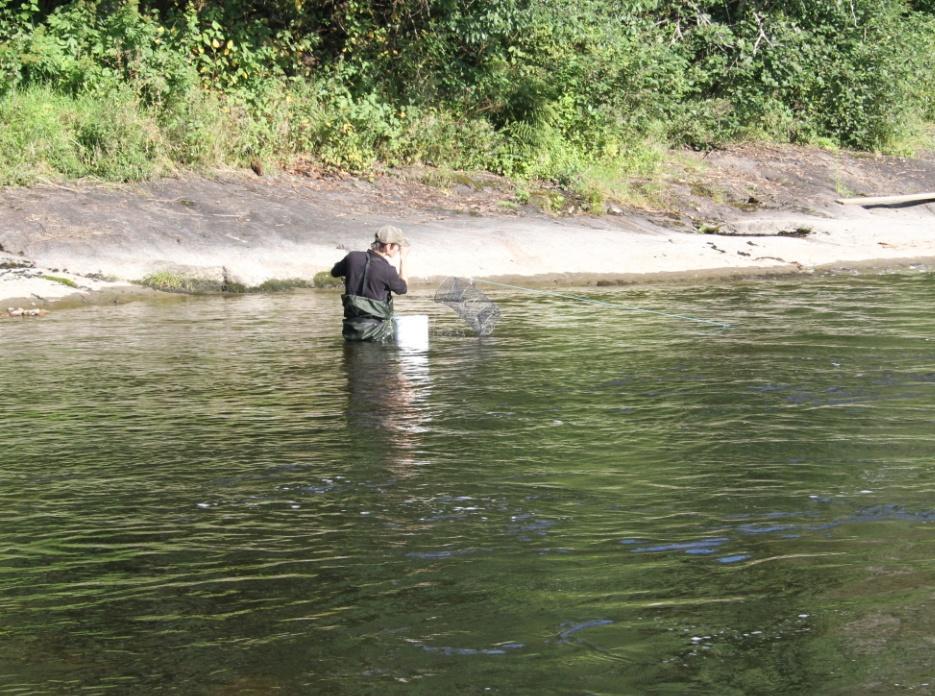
top-left (6, 307), bottom-right (48, 317)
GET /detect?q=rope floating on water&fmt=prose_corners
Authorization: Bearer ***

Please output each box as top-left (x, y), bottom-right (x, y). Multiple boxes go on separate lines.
top-left (472, 278), bottom-right (732, 329)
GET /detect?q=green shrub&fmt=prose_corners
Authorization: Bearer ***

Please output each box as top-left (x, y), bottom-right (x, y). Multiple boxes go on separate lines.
top-left (0, 84), bottom-right (165, 184)
top-left (253, 278), bottom-right (313, 292)
top-left (140, 271), bottom-right (221, 294)
top-left (41, 274), bottom-right (78, 288)
top-left (313, 271), bottom-right (341, 289)
top-left (0, 0), bottom-right (933, 186)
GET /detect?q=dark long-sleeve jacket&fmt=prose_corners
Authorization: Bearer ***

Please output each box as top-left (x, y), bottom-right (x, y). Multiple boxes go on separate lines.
top-left (330, 250), bottom-right (407, 302)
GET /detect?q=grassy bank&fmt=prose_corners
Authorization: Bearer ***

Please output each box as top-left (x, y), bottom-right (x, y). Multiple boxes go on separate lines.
top-left (2, 0), bottom-right (934, 197)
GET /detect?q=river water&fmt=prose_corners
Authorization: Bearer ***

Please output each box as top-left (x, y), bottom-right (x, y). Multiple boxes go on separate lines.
top-left (1, 272), bottom-right (934, 694)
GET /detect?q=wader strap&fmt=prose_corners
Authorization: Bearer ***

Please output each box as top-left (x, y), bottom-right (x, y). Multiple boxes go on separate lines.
top-left (358, 252), bottom-right (371, 296)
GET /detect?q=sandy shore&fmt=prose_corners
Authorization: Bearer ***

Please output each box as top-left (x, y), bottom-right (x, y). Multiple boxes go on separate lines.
top-left (3, 146), bottom-right (935, 313)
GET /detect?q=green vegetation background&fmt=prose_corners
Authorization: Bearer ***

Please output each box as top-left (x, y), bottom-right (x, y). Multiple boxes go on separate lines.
top-left (2, 0), bottom-right (934, 190)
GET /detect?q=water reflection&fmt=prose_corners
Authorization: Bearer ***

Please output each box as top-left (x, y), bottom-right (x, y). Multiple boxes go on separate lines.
top-left (0, 275), bottom-right (934, 693)
top-left (342, 342), bottom-right (432, 474)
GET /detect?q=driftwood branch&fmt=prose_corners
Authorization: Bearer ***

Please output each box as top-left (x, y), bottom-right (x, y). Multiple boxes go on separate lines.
top-left (751, 13), bottom-right (773, 55)
top-left (836, 192), bottom-right (935, 207)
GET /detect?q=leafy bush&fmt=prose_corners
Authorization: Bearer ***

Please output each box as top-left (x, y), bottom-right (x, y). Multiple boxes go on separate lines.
top-left (0, 84), bottom-right (165, 184)
top-left (0, 0), bottom-right (933, 188)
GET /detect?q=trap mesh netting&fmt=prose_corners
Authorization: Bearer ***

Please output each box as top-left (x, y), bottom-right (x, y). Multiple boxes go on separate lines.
top-left (434, 277), bottom-right (501, 336)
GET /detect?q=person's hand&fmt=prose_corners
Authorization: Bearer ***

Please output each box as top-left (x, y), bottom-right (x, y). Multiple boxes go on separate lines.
top-left (397, 243), bottom-right (409, 284)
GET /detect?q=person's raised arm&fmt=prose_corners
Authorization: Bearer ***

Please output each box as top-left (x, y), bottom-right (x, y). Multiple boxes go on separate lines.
top-left (397, 243), bottom-right (409, 286)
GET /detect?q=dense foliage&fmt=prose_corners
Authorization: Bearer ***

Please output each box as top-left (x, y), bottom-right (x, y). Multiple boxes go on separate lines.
top-left (1, 0), bottom-right (933, 186)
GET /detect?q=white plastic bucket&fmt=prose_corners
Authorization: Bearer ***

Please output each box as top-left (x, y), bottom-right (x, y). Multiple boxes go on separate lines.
top-left (393, 314), bottom-right (429, 351)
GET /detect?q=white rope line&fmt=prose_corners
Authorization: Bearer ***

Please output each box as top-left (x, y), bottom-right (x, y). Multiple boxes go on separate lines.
top-left (472, 279), bottom-right (732, 329)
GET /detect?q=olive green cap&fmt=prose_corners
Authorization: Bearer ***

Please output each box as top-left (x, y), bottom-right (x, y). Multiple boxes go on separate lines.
top-left (374, 225), bottom-right (409, 246)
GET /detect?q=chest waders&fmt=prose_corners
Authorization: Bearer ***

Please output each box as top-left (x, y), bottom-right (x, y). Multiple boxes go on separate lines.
top-left (341, 253), bottom-right (395, 342)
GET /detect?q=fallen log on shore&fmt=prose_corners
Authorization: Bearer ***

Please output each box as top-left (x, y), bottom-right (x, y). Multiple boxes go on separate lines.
top-left (836, 192), bottom-right (935, 207)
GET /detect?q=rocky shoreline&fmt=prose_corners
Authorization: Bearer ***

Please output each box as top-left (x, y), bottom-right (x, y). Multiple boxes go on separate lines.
top-left (3, 144), bottom-right (935, 316)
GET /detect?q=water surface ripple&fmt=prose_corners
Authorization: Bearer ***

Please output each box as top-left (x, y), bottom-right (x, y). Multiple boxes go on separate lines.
top-left (1, 273), bottom-right (934, 693)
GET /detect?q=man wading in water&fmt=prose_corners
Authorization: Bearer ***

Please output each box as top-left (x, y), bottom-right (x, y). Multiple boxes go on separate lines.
top-left (330, 225), bottom-right (409, 341)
